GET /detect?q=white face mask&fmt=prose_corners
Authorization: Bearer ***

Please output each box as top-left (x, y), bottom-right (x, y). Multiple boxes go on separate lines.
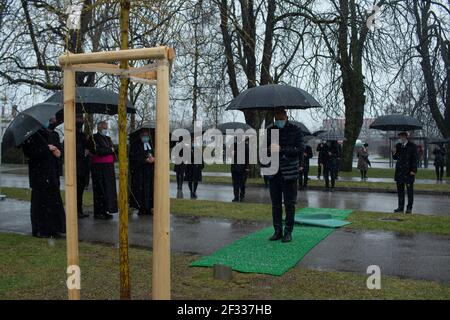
top-left (100, 129), bottom-right (109, 136)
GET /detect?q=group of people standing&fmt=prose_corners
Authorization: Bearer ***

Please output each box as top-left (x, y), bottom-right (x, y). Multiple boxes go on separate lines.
top-left (316, 140), bottom-right (342, 191)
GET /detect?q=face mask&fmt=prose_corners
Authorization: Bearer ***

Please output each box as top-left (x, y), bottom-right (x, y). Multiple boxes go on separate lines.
top-left (274, 120), bottom-right (286, 129)
top-left (141, 136), bottom-right (150, 143)
top-left (43, 121), bottom-right (50, 129)
top-left (100, 129), bottom-right (109, 136)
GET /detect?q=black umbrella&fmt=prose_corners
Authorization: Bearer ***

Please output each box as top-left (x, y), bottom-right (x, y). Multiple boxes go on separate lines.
top-left (129, 121), bottom-right (156, 140)
top-left (217, 122), bottom-right (253, 134)
top-left (1, 102), bottom-right (63, 156)
top-left (226, 84), bottom-right (322, 111)
top-left (429, 137), bottom-right (450, 145)
top-left (46, 86), bottom-right (135, 115)
top-left (312, 130), bottom-right (327, 137)
top-left (317, 131), bottom-right (346, 141)
top-left (369, 115), bottom-right (423, 131)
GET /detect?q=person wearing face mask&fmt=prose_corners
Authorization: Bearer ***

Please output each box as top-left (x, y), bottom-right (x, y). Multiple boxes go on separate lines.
top-left (75, 115), bottom-right (91, 219)
top-left (22, 116), bottom-right (65, 238)
top-left (185, 136), bottom-right (204, 199)
top-left (88, 121), bottom-right (118, 220)
top-left (265, 108), bottom-right (304, 243)
top-left (393, 132), bottom-right (418, 214)
top-left (129, 129), bottom-right (155, 215)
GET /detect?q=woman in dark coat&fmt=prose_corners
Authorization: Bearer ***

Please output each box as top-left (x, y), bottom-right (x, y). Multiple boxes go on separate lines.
top-left (129, 129), bottom-right (155, 215)
top-left (433, 144), bottom-right (446, 181)
top-left (185, 137), bottom-right (204, 199)
top-left (22, 118), bottom-right (65, 238)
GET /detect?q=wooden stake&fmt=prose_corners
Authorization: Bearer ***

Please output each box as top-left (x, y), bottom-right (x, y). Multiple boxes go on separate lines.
top-left (63, 68), bottom-right (80, 300)
top-left (118, 0), bottom-right (131, 300)
top-left (153, 58), bottom-right (171, 300)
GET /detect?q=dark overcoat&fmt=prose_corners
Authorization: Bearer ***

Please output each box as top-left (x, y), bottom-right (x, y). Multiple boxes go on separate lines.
top-left (393, 141), bottom-right (418, 184)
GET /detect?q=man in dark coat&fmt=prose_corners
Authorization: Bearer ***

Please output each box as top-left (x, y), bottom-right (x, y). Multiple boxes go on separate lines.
top-left (299, 142), bottom-right (313, 190)
top-left (393, 132), bottom-right (418, 214)
top-left (75, 115), bottom-right (91, 219)
top-left (322, 140), bottom-right (341, 192)
top-left (265, 109), bottom-right (304, 243)
top-left (185, 137), bottom-right (204, 199)
top-left (433, 144), bottom-right (447, 181)
top-left (230, 137), bottom-right (250, 202)
top-left (316, 141), bottom-right (326, 179)
top-left (88, 121), bottom-right (117, 219)
top-left (129, 129), bottom-right (155, 215)
top-left (22, 117), bottom-right (65, 238)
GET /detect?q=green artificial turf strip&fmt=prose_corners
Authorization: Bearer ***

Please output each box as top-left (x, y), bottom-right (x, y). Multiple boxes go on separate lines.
top-left (294, 207), bottom-right (353, 228)
top-left (191, 208), bottom-right (352, 276)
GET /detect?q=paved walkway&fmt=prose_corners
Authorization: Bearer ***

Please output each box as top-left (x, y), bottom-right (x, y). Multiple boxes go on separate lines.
top-left (1, 173), bottom-right (450, 216)
top-left (1, 199), bottom-right (449, 284)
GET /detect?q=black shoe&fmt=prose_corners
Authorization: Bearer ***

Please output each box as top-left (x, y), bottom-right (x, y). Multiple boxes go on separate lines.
top-left (53, 232), bottom-right (66, 239)
top-left (405, 209), bottom-right (412, 214)
top-left (269, 231), bottom-right (283, 241)
top-left (240, 196), bottom-right (245, 202)
top-left (281, 233), bottom-right (292, 243)
top-left (190, 192), bottom-right (195, 199)
top-left (94, 214), bottom-right (112, 220)
top-left (394, 208), bottom-right (404, 213)
top-left (232, 198), bottom-right (239, 202)
top-left (35, 233), bottom-right (51, 239)
top-left (78, 212), bottom-right (90, 219)
top-left (193, 192), bottom-right (198, 199)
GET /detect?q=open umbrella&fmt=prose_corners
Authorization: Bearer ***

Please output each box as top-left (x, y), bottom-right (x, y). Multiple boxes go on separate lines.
top-left (226, 84), bottom-right (322, 111)
top-left (217, 122), bottom-right (253, 134)
top-left (429, 137), bottom-right (450, 145)
top-left (369, 115), bottom-right (423, 131)
top-left (1, 102), bottom-right (63, 156)
top-left (317, 131), bottom-right (346, 141)
top-left (46, 86), bottom-right (135, 115)
top-left (312, 130), bottom-right (327, 137)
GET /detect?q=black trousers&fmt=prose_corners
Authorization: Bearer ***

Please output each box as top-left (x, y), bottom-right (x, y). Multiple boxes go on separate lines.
top-left (77, 175), bottom-right (87, 215)
top-left (435, 166), bottom-right (444, 180)
top-left (298, 168), bottom-right (309, 188)
top-left (269, 173), bottom-right (297, 234)
top-left (396, 182), bottom-right (414, 210)
top-left (324, 165), bottom-right (336, 188)
top-left (176, 171), bottom-right (184, 189)
top-left (31, 187), bottom-right (65, 236)
top-left (232, 171), bottom-right (247, 199)
top-left (317, 164), bottom-right (322, 179)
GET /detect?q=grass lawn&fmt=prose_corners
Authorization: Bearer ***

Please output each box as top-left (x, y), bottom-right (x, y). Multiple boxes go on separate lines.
top-left (2, 187), bottom-right (450, 237)
top-left (0, 232), bottom-right (449, 300)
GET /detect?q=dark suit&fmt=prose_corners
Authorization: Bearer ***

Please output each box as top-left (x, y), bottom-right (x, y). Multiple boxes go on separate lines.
top-left (265, 122), bottom-right (304, 234)
top-left (76, 129), bottom-right (91, 216)
top-left (299, 145), bottom-right (313, 188)
top-left (393, 141), bottom-right (418, 210)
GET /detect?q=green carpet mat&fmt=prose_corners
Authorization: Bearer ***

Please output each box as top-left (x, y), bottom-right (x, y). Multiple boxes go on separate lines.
top-left (294, 208), bottom-right (353, 228)
top-left (190, 208), bottom-right (353, 276)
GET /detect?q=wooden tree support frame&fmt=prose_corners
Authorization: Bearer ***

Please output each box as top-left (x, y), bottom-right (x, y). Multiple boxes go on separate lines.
top-left (59, 46), bottom-right (175, 300)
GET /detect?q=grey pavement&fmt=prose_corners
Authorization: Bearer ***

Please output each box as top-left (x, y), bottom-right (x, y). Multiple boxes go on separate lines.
top-left (1, 173), bottom-right (450, 216)
top-left (1, 199), bottom-right (449, 284)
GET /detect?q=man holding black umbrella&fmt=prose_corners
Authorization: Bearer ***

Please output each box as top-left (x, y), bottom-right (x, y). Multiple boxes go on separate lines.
top-left (393, 132), bottom-right (418, 214)
top-left (266, 108), bottom-right (304, 243)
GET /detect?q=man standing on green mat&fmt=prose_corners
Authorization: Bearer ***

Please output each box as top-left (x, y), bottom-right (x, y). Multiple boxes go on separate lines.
top-left (266, 108), bottom-right (304, 243)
